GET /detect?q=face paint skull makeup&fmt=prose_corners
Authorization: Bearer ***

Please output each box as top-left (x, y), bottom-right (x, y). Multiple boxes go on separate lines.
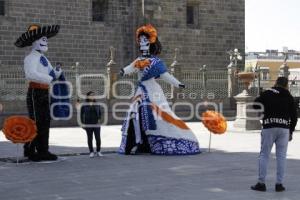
top-left (139, 35), bottom-right (150, 56)
top-left (32, 36), bottom-right (48, 53)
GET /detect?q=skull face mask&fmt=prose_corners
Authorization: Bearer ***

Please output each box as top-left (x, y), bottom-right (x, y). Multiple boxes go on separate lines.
top-left (32, 36), bottom-right (48, 53)
top-left (139, 35), bottom-right (150, 56)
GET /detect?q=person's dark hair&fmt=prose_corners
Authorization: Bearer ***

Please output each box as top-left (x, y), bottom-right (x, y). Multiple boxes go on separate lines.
top-left (275, 77), bottom-right (289, 88)
top-left (86, 91), bottom-right (95, 102)
top-left (149, 39), bottom-right (162, 55)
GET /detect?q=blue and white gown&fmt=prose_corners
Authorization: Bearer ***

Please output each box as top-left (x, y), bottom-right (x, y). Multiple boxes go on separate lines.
top-left (119, 56), bottom-right (201, 155)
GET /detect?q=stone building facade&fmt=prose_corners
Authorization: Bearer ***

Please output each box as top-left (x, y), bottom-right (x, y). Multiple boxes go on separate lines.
top-left (0, 0), bottom-right (245, 71)
top-left (0, 0), bottom-right (245, 125)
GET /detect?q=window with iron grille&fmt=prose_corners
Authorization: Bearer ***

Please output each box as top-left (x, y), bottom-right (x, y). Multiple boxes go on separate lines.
top-left (186, 2), bottom-right (199, 28)
top-left (187, 5), bottom-right (194, 25)
top-left (0, 1), bottom-right (5, 16)
top-left (92, 0), bottom-right (107, 22)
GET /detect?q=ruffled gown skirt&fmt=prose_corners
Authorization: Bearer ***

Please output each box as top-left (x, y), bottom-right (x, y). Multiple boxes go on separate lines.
top-left (119, 78), bottom-right (201, 155)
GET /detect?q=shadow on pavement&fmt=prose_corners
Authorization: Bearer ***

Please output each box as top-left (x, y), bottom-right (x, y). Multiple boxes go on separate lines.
top-left (0, 148), bottom-right (300, 200)
top-left (0, 141), bottom-right (118, 162)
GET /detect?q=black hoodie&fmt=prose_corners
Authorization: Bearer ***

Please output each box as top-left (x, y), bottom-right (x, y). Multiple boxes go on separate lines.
top-left (80, 102), bottom-right (101, 125)
top-left (253, 87), bottom-right (298, 133)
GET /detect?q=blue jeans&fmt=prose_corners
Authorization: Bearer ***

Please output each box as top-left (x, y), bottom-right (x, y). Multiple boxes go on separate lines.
top-left (258, 128), bottom-right (289, 184)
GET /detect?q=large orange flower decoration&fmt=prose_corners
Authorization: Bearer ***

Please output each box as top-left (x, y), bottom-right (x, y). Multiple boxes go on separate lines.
top-left (134, 59), bottom-right (151, 69)
top-left (136, 24), bottom-right (158, 44)
top-left (202, 111), bottom-right (227, 134)
top-left (2, 116), bottom-right (37, 143)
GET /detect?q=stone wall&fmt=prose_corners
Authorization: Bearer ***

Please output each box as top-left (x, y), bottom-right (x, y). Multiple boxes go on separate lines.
top-left (0, 0), bottom-right (136, 72)
top-left (0, 0), bottom-right (244, 126)
top-left (0, 0), bottom-right (244, 71)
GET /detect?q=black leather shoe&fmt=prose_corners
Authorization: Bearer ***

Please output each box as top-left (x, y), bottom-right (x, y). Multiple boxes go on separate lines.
top-left (251, 182), bottom-right (266, 192)
top-left (24, 149), bottom-right (30, 157)
top-left (28, 153), bottom-right (41, 162)
top-left (24, 145), bottom-right (35, 157)
top-left (275, 184), bottom-right (286, 192)
top-left (47, 152), bottom-right (58, 160)
top-left (38, 152), bottom-right (58, 161)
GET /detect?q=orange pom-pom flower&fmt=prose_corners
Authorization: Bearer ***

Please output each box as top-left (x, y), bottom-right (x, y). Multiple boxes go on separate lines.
top-left (2, 116), bottom-right (37, 143)
top-left (134, 59), bottom-right (151, 69)
top-left (202, 111), bottom-right (227, 134)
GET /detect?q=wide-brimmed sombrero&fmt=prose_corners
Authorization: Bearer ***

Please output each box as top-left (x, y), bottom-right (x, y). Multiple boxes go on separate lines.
top-left (136, 24), bottom-right (158, 44)
top-left (14, 24), bottom-right (60, 48)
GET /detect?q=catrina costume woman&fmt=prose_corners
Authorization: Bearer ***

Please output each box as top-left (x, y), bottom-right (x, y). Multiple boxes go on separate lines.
top-left (14, 24), bottom-right (68, 161)
top-left (119, 24), bottom-right (201, 155)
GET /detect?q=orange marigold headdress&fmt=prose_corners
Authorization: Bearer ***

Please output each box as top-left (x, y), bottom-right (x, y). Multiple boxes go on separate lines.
top-left (136, 24), bottom-right (158, 44)
top-left (202, 111), bottom-right (227, 134)
top-left (2, 116), bottom-right (37, 143)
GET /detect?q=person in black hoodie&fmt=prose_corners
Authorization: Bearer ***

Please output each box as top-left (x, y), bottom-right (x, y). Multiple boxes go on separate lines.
top-left (80, 91), bottom-right (103, 158)
top-left (251, 77), bottom-right (298, 192)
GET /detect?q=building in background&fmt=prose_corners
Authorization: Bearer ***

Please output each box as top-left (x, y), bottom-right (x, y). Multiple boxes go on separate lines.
top-left (0, 0), bottom-right (245, 125)
top-left (246, 49), bottom-right (300, 82)
top-left (0, 0), bottom-right (245, 71)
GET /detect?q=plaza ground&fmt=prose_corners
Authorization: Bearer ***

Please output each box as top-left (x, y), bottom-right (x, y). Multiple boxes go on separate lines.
top-left (1, 122), bottom-right (300, 200)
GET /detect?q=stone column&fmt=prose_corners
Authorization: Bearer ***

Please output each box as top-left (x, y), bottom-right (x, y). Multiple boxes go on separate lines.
top-left (229, 48), bottom-right (261, 131)
top-left (73, 62), bottom-right (80, 101)
top-left (227, 49), bottom-right (241, 98)
top-left (279, 52), bottom-right (290, 78)
top-left (233, 92), bottom-right (261, 130)
top-left (254, 64), bottom-right (262, 95)
top-left (106, 46), bottom-right (117, 100)
top-left (200, 65), bottom-right (207, 97)
top-left (233, 73), bottom-right (261, 130)
top-left (170, 48), bottom-right (181, 100)
top-left (279, 62), bottom-right (290, 79)
top-left (227, 64), bottom-right (237, 98)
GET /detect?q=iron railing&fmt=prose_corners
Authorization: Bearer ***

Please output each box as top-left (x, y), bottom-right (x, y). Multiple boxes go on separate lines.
top-left (1, 69), bottom-right (300, 114)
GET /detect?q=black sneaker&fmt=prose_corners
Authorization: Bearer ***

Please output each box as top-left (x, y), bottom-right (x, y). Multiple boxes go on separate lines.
top-left (275, 184), bottom-right (286, 192)
top-left (251, 182), bottom-right (266, 192)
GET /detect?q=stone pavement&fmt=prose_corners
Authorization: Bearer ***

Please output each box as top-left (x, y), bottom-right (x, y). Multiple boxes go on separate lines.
top-left (0, 122), bottom-right (300, 200)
